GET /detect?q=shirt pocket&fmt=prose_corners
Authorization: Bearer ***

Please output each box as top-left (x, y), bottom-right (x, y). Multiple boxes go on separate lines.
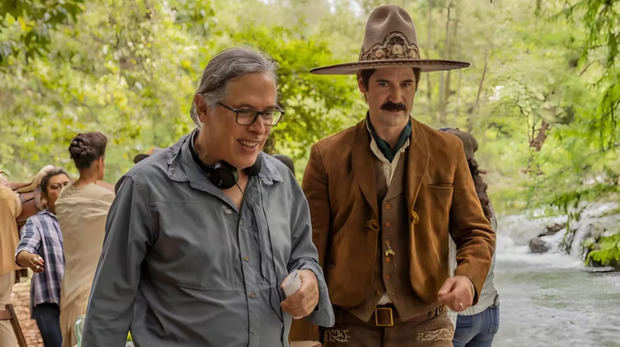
top-left (151, 201), bottom-right (241, 290)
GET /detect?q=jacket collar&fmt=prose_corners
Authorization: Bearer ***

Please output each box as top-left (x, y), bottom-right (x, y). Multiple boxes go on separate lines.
top-left (405, 119), bottom-right (429, 209)
top-left (351, 118), bottom-right (428, 217)
top-left (352, 121), bottom-right (379, 216)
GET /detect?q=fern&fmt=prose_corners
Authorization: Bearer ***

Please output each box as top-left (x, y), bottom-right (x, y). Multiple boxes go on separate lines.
top-left (586, 232), bottom-right (620, 267)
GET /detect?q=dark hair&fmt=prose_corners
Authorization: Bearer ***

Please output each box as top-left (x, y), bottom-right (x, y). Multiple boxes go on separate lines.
top-left (40, 168), bottom-right (70, 195)
top-left (358, 68), bottom-right (421, 90)
top-left (133, 153), bottom-right (150, 164)
top-left (273, 154), bottom-right (295, 177)
top-left (467, 158), bottom-right (494, 222)
top-left (68, 132), bottom-right (107, 170)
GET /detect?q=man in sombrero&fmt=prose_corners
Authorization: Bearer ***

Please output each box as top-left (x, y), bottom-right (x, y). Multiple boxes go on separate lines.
top-left (291, 5), bottom-right (495, 346)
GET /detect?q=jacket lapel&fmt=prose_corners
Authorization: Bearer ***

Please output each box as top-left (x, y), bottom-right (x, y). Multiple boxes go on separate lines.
top-left (407, 119), bottom-right (429, 208)
top-left (351, 121), bottom-right (379, 218)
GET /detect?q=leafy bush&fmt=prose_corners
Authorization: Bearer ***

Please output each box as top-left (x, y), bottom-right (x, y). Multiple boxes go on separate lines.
top-left (586, 232), bottom-right (620, 268)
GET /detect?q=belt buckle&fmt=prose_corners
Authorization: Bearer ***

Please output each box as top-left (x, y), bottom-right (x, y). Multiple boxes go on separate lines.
top-left (374, 306), bottom-right (394, 327)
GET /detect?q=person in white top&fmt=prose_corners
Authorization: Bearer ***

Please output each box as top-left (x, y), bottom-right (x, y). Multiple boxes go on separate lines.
top-left (444, 128), bottom-right (499, 347)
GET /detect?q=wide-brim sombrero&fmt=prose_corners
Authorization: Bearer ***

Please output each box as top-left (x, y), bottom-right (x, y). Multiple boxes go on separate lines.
top-left (311, 5), bottom-right (470, 75)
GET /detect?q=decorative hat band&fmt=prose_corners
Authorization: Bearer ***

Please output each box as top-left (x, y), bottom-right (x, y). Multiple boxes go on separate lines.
top-left (360, 31), bottom-right (421, 61)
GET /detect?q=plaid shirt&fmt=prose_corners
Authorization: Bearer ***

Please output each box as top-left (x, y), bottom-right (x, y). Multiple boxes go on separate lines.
top-left (15, 210), bottom-right (64, 316)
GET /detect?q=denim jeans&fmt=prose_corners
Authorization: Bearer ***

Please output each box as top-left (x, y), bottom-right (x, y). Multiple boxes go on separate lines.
top-left (452, 301), bottom-right (499, 347)
top-left (33, 303), bottom-right (62, 347)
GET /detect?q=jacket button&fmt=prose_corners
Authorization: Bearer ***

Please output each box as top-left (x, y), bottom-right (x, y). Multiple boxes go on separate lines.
top-left (385, 221), bottom-right (391, 227)
top-left (366, 219), bottom-right (380, 232)
top-left (385, 203), bottom-right (392, 209)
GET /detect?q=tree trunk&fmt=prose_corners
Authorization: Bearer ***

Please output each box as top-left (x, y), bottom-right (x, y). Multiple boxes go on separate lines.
top-left (529, 120), bottom-right (550, 151)
top-left (426, 0), bottom-right (433, 114)
top-left (468, 50), bottom-right (488, 132)
top-left (437, 4), bottom-right (451, 125)
top-left (454, 69), bottom-right (462, 126)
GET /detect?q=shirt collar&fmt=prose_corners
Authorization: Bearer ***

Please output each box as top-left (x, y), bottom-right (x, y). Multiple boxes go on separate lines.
top-left (37, 209), bottom-right (57, 219)
top-left (365, 113), bottom-right (411, 162)
top-left (166, 128), bottom-right (282, 187)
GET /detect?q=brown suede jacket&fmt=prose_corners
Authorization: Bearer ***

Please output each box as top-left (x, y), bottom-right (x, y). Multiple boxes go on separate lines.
top-left (301, 118), bottom-right (495, 308)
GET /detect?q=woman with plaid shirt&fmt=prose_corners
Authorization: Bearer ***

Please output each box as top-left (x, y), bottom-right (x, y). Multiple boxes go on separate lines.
top-left (15, 169), bottom-right (71, 347)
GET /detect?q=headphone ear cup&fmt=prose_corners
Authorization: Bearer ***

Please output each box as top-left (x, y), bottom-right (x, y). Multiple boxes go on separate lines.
top-left (188, 131), bottom-right (239, 189)
top-left (206, 161), bottom-right (238, 189)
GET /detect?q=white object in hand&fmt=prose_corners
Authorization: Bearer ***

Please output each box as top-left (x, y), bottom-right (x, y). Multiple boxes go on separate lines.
top-left (282, 270), bottom-right (302, 297)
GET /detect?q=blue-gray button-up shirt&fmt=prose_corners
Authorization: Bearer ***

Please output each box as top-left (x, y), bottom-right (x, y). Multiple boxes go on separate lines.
top-left (82, 131), bottom-right (334, 347)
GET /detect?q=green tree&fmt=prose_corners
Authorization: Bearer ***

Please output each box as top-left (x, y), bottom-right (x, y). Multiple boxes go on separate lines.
top-left (0, 0), bottom-right (84, 65)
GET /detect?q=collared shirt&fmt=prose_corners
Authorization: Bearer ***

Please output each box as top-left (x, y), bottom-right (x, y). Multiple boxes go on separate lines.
top-left (366, 118), bottom-right (410, 185)
top-left (82, 130), bottom-right (334, 347)
top-left (15, 210), bottom-right (64, 316)
top-left (366, 114), bottom-right (412, 163)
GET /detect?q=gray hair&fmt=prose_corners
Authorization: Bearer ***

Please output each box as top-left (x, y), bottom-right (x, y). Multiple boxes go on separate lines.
top-left (190, 47), bottom-right (279, 127)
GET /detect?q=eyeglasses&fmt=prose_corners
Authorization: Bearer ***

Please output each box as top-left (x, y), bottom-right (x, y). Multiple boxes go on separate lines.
top-left (217, 102), bottom-right (284, 126)
top-left (49, 181), bottom-right (70, 190)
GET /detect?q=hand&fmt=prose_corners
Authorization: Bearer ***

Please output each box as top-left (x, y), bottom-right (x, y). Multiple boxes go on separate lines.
top-left (437, 275), bottom-right (474, 312)
top-left (280, 269), bottom-right (319, 319)
top-left (16, 251), bottom-right (45, 273)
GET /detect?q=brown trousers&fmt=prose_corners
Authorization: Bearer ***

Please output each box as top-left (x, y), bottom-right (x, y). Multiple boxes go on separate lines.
top-left (323, 307), bottom-right (454, 347)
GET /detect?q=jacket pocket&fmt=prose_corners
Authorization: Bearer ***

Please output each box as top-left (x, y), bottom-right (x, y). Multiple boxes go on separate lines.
top-left (421, 184), bottom-right (453, 225)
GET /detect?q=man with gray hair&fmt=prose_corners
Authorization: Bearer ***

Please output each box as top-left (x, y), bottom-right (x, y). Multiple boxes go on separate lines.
top-left (82, 47), bottom-right (334, 346)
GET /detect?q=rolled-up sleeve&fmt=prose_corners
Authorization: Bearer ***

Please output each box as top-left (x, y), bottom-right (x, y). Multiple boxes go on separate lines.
top-left (15, 219), bottom-right (41, 258)
top-left (286, 176), bottom-right (334, 328)
top-left (82, 175), bottom-right (155, 346)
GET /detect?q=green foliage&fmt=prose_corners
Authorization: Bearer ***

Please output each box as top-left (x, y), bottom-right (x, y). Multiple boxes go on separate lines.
top-left (586, 232), bottom-right (620, 268)
top-left (0, 0), bottom-right (617, 230)
top-left (563, 0), bottom-right (619, 70)
top-left (0, 0), bottom-right (203, 181)
top-left (526, 0), bottom-right (619, 221)
top-left (0, 0), bottom-right (84, 65)
top-left (225, 25), bottom-right (361, 160)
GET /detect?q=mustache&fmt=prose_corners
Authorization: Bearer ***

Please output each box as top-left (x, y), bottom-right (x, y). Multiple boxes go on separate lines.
top-left (380, 101), bottom-right (407, 111)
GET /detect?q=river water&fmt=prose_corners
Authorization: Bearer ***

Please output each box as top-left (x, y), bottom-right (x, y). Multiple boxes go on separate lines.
top-left (492, 211), bottom-right (620, 346)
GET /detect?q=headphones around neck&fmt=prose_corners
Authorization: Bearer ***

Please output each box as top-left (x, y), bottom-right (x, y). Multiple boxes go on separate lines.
top-left (189, 132), bottom-right (262, 189)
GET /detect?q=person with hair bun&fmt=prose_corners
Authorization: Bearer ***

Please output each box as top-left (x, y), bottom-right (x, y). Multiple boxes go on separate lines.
top-left (54, 132), bottom-right (114, 347)
top-left (15, 168), bottom-right (71, 347)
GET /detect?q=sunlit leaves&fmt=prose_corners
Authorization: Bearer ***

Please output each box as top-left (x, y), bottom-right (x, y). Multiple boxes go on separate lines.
top-left (0, 0), bottom-right (84, 65)
top-left (0, 0), bottom-right (617, 220)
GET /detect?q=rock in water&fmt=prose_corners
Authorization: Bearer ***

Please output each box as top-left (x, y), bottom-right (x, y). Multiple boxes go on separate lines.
top-left (529, 237), bottom-right (550, 253)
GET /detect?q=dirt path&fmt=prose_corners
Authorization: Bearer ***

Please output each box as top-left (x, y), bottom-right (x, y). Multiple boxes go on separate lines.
top-left (10, 276), bottom-right (43, 347)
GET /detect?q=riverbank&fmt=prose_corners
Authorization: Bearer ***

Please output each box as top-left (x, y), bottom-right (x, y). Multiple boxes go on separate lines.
top-left (493, 211), bottom-right (620, 346)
